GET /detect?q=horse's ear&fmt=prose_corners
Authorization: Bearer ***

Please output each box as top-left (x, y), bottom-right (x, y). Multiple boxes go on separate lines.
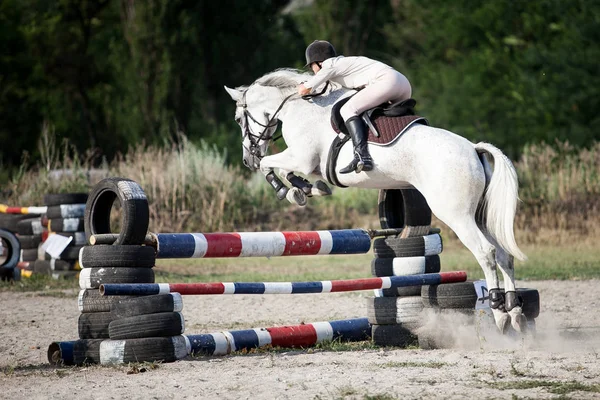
top-left (224, 86), bottom-right (243, 102)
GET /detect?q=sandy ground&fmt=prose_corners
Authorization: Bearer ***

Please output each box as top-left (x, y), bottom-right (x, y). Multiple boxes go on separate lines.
top-left (1, 280), bottom-right (600, 399)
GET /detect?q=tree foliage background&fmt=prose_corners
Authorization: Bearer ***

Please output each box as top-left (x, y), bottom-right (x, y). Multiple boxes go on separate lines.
top-left (1, 0), bottom-right (598, 170)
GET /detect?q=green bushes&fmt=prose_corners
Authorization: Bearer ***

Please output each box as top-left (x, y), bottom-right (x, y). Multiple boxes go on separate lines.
top-left (2, 133), bottom-right (598, 245)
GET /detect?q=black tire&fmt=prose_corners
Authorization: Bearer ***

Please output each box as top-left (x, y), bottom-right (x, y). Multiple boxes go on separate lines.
top-left (79, 267), bottom-right (155, 289)
top-left (48, 218), bottom-right (84, 233)
top-left (33, 259), bottom-right (76, 274)
top-left (85, 177), bottom-right (149, 246)
top-left (79, 312), bottom-right (115, 339)
top-left (109, 312), bottom-right (185, 340)
top-left (17, 234), bottom-right (42, 249)
top-left (367, 296), bottom-right (423, 325)
top-left (421, 281), bottom-right (478, 309)
top-left (110, 293), bottom-right (183, 319)
top-left (78, 289), bottom-right (134, 313)
top-left (373, 256), bottom-right (441, 297)
top-left (371, 255), bottom-right (441, 277)
top-left (378, 189), bottom-right (405, 229)
top-left (16, 217), bottom-right (43, 235)
top-left (44, 193), bottom-right (89, 206)
top-left (378, 189), bottom-right (431, 231)
top-left (20, 248), bottom-right (39, 262)
top-left (99, 336), bottom-right (190, 364)
top-left (47, 339), bottom-right (104, 366)
top-left (80, 245), bottom-right (156, 268)
top-left (371, 324), bottom-right (418, 347)
top-left (46, 204), bottom-right (86, 219)
top-left (373, 234), bottom-right (443, 258)
top-left (515, 288), bottom-right (540, 319)
top-left (0, 214), bottom-right (32, 232)
top-left (0, 229), bottom-right (20, 269)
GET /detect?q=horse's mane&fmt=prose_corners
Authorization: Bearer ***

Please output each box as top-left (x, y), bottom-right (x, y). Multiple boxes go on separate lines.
top-left (246, 67), bottom-right (349, 105)
top-left (256, 68), bottom-right (308, 88)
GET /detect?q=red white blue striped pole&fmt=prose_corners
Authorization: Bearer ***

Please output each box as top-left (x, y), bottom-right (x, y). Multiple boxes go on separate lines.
top-left (187, 318), bottom-right (372, 356)
top-left (154, 229), bottom-right (371, 258)
top-left (100, 271), bottom-right (467, 296)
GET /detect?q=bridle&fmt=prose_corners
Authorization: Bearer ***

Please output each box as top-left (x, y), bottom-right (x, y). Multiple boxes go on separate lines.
top-left (238, 89), bottom-right (294, 161)
top-left (238, 82), bottom-right (330, 162)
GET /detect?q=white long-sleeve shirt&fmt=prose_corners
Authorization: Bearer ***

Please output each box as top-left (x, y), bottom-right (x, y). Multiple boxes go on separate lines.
top-left (303, 55), bottom-right (395, 91)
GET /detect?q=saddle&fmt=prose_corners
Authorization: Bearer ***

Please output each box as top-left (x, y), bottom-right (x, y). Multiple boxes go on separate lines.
top-left (330, 96), bottom-right (427, 145)
top-left (325, 96), bottom-right (429, 188)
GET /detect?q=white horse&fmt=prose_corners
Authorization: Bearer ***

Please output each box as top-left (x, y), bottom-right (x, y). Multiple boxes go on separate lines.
top-left (225, 68), bottom-right (528, 333)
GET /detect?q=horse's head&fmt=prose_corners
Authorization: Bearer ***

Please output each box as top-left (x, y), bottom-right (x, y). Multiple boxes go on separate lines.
top-left (224, 84), bottom-right (281, 171)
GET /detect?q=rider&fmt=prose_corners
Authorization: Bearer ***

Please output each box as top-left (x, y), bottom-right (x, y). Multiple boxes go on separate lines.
top-left (297, 40), bottom-right (412, 174)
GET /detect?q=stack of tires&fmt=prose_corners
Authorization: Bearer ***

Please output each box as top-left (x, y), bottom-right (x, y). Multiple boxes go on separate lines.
top-left (368, 189), bottom-right (443, 347)
top-left (0, 212), bottom-right (41, 280)
top-left (0, 227), bottom-right (21, 281)
top-left (71, 177), bottom-right (189, 364)
top-left (33, 193), bottom-right (89, 278)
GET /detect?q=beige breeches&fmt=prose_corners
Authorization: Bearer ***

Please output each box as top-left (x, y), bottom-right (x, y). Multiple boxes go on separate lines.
top-left (340, 70), bottom-right (412, 121)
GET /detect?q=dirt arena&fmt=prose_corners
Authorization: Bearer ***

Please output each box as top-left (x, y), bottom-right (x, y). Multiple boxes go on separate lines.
top-left (1, 280), bottom-right (599, 399)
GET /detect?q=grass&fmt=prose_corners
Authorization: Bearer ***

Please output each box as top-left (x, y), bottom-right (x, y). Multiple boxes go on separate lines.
top-left (488, 380), bottom-right (600, 395)
top-left (1, 239), bottom-right (598, 294)
top-left (379, 361), bottom-right (449, 369)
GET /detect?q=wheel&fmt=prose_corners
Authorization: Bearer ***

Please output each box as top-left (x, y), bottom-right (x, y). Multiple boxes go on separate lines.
top-left (110, 293), bottom-right (183, 319)
top-left (108, 312), bottom-right (185, 340)
top-left (373, 234), bottom-right (443, 258)
top-left (99, 336), bottom-right (190, 364)
top-left (84, 178), bottom-right (149, 245)
top-left (366, 296), bottom-right (423, 325)
top-left (80, 245), bottom-right (156, 268)
top-left (421, 281), bottom-right (478, 309)
top-left (79, 267), bottom-right (155, 289)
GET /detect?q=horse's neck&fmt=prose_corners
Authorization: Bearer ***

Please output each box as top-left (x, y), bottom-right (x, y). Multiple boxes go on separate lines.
top-left (280, 99), bottom-right (334, 148)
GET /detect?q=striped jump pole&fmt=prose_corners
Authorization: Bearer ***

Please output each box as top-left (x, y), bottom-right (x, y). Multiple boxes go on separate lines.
top-left (153, 229), bottom-right (372, 258)
top-left (47, 318), bottom-right (371, 365)
top-left (187, 318), bottom-right (372, 356)
top-left (0, 204), bottom-right (47, 215)
top-left (100, 271), bottom-right (467, 296)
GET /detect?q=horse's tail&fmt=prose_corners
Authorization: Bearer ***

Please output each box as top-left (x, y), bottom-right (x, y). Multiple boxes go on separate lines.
top-left (474, 142), bottom-right (527, 261)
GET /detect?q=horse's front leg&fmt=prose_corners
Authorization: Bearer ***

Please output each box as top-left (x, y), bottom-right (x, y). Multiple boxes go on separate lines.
top-left (260, 151), bottom-right (318, 206)
top-left (285, 172), bottom-right (333, 197)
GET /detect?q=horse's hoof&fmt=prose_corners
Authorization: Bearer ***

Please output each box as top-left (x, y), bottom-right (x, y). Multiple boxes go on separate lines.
top-left (286, 187), bottom-right (307, 206)
top-left (311, 180), bottom-right (332, 196)
top-left (492, 309), bottom-right (511, 334)
top-left (508, 307), bottom-right (528, 333)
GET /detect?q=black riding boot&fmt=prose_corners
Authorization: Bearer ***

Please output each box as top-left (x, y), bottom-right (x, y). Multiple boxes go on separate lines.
top-left (339, 116), bottom-right (373, 174)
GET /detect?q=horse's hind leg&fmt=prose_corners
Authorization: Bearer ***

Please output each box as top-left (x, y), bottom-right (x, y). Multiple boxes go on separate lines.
top-left (483, 233), bottom-right (527, 332)
top-left (429, 200), bottom-right (511, 333)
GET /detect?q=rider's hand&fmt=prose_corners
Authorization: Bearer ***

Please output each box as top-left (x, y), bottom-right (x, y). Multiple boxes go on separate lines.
top-left (297, 84), bottom-right (311, 96)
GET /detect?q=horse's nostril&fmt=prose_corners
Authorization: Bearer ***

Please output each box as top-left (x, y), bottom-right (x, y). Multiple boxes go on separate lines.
top-left (243, 159), bottom-right (249, 167)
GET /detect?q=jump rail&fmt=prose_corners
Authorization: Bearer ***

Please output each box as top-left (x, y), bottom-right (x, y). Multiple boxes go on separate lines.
top-left (99, 271), bottom-right (468, 296)
top-left (48, 318), bottom-right (372, 365)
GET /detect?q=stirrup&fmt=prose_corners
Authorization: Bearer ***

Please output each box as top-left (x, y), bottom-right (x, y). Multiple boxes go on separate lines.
top-left (339, 156), bottom-right (359, 174)
top-left (355, 155), bottom-right (373, 173)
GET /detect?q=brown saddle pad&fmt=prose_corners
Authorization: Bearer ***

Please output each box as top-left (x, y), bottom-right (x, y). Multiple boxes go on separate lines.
top-left (367, 115), bottom-right (428, 145)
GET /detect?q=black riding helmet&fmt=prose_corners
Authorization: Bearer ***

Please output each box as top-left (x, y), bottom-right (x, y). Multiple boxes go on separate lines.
top-left (304, 40), bottom-right (336, 67)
